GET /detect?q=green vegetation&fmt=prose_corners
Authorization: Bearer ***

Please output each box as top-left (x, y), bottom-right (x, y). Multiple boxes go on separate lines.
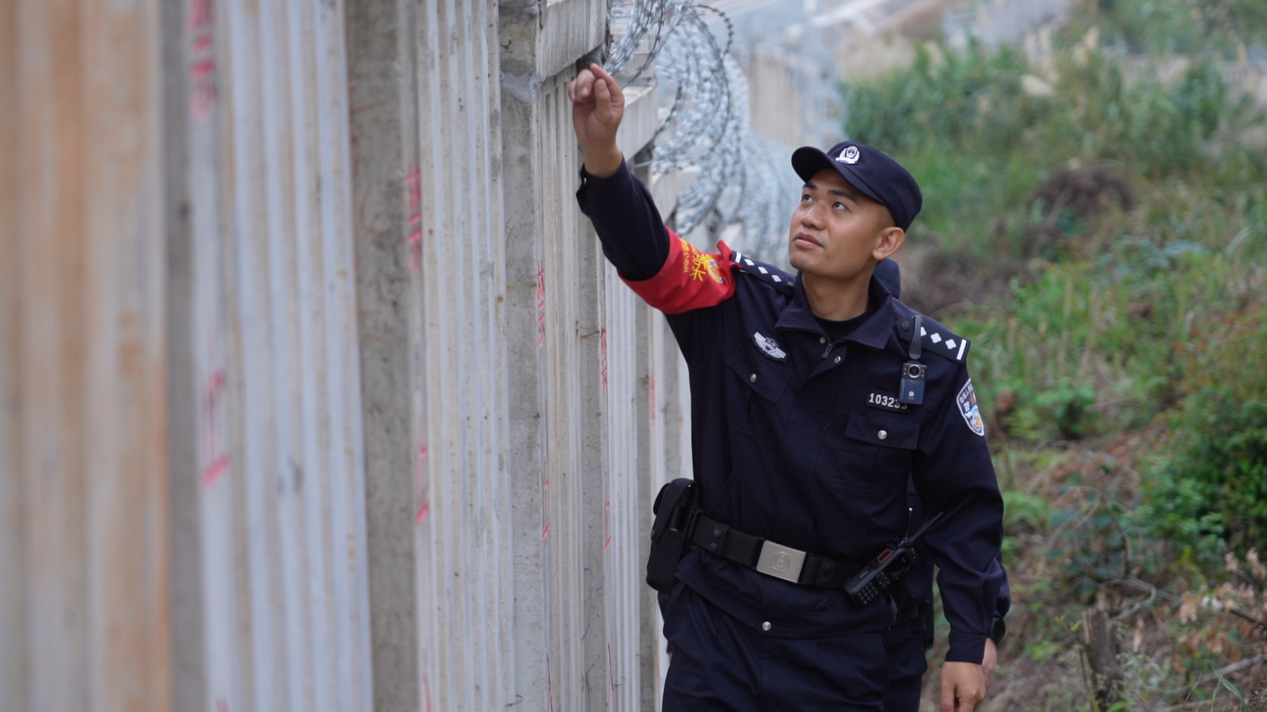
top-left (844, 1), bottom-right (1267, 706)
top-left (1144, 309), bottom-right (1267, 556)
top-left (1073, 0), bottom-right (1267, 57)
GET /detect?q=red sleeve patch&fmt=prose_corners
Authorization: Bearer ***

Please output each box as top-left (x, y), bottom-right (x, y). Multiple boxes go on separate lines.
top-left (622, 229), bottom-right (737, 314)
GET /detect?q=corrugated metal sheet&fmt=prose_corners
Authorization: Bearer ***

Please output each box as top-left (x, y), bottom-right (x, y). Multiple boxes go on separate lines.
top-left (2, 1), bottom-right (696, 710)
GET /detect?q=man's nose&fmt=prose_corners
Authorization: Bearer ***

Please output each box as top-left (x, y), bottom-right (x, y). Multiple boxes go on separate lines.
top-left (801, 203), bottom-right (825, 229)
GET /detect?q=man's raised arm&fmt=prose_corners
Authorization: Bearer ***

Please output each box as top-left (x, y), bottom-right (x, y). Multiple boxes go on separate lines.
top-left (570, 64), bottom-right (667, 280)
top-left (570, 64), bottom-right (735, 314)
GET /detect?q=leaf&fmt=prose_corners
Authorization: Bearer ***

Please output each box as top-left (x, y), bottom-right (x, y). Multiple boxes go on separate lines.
top-left (1213, 668), bottom-right (1246, 705)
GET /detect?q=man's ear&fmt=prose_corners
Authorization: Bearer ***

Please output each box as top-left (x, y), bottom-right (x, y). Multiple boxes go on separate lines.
top-left (872, 225), bottom-right (905, 261)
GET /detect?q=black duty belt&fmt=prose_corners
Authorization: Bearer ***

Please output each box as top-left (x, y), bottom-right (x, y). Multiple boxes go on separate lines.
top-left (690, 513), bottom-right (864, 588)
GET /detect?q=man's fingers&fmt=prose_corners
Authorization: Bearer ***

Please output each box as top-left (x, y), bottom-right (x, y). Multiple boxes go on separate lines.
top-left (589, 63), bottom-right (612, 84)
top-left (569, 69), bottom-right (595, 103)
top-left (590, 63), bottom-right (621, 101)
top-left (940, 676), bottom-right (956, 712)
top-left (593, 70), bottom-right (612, 118)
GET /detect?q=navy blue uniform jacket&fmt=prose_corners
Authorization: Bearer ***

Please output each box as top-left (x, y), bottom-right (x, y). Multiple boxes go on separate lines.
top-left (578, 162), bottom-right (1004, 663)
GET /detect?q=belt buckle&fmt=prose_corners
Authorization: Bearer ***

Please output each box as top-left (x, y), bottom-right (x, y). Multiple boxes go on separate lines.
top-left (755, 540), bottom-right (807, 584)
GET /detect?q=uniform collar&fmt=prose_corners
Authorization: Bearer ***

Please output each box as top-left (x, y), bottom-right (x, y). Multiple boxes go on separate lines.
top-left (776, 272), bottom-right (896, 350)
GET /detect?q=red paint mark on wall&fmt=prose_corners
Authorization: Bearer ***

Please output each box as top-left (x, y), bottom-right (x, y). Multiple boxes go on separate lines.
top-left (200, 344), bottom-right (230, 488)
top-left (541, 478), bottom-right (550, 541)
top-left (202, 455), bottom-right (229, 487)
top-left (415, 433), bottom-right (431, 525)
top-left (188, 0), bottom-right (217, 121)
top-left (405, 169), bottom-right (423, 272)
top-left (422, 673), bottom-right (433, 712)
top-left (215, 698), bottom-right (229, 712)
top-left (599, 328), bottom-right (608, 395)
top-left (536, 268), bottom-right (546, 347)
top-left (603, 500), bottom-right (611, 551)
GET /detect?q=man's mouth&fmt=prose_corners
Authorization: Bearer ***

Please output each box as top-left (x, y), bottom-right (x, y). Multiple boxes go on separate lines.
top-left (793, 232), bottom-right (822, 248)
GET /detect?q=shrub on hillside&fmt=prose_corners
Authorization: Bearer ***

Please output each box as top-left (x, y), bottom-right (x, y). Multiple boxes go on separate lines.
top-left (1141, 309), bottom-right (1267, 558)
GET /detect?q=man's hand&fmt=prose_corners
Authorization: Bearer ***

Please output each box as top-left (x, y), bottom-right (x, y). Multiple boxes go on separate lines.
top-left (940, 662), bottom-right (986, 712)
top-left (982, 638), bottom-right (998, 690)
top-left (568, 63), bottom-right (625, 178)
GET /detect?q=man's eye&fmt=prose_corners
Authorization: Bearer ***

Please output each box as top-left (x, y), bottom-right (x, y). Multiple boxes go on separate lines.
top-left (833, 202), bottom-right (846, 210)
top-left (800, 194), bottom-right (812, 203)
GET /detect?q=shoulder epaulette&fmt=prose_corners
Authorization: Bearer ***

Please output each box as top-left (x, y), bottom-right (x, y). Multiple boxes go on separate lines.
top-left (729, 250), bottom-right (795, 295)
top-left (891, 300), bottom-right (971, 363)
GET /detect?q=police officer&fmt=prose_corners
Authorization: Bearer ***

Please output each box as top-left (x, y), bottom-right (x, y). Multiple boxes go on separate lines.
top-left (872, 263), bottom-right (1011, 712)
top-left (570, 64), bottom-right (1004, 712)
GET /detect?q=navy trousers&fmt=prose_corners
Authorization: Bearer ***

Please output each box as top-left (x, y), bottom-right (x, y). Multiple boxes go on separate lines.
top-left (661, 583), bottom-right (889, 712)
top-left (880, 617), bottom-right (928, 712)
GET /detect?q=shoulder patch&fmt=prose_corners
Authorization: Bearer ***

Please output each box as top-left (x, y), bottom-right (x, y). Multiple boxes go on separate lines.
top-left (957, 379), bottom-right (985, 436)
top-left (894, 309), bottom-right (971, 363)
top-left (730, 250), bottom-right (794, 295)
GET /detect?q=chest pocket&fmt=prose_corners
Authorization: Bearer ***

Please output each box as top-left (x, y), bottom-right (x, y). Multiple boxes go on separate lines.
top-left (724, 350), bottom-right (790, 447)
top-left (817, 409), bottom-right (919, 493)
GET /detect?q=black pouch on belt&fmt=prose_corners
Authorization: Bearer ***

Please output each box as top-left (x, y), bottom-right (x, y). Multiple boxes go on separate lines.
top-left (646, 478), bottom-right (698, 594)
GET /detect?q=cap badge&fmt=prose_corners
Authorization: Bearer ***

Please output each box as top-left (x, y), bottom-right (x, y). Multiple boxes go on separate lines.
top-left (837, 145), bottom-right (860, 164)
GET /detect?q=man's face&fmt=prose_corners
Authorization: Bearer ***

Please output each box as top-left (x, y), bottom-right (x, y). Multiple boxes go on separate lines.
top-left (787, 168), bottom-right (902, 280)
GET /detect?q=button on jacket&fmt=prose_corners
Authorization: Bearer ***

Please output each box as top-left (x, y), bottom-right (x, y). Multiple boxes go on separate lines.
top-left (578, 162), bottom-right (1004, 663)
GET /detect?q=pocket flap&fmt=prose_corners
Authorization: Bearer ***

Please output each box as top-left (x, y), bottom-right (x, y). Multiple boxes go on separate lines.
top-left (845, 409), bottom-right (919, 450)
top-left (724, 351), bottom-right (788, 404)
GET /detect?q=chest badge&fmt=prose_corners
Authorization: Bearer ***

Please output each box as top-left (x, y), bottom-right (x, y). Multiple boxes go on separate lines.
top-left (753, 332), bottom-right (787, 362)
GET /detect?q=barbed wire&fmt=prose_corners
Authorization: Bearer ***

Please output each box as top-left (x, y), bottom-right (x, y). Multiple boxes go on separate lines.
top-left (606, 0), bottom-right (693, 85)
top-left (605, 0), bottom-right (795, 263)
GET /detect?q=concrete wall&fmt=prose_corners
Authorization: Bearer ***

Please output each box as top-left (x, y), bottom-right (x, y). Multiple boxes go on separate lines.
top-left (1, 1), bottom-right (692, 711)
top-left (0, 0), bottom-right (24, 708)
top-left (177, 2), bottom-right (377, 711)
top-left (3, 2), bottom-right (171, 712)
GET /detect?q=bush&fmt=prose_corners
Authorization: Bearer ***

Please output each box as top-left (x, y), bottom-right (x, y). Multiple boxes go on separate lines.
top-left (1141, 309), bottom-right (1267, 557)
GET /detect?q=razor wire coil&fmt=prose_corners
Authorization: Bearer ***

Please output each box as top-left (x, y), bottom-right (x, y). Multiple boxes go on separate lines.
top-left (605, 0), bottom-right (797, 262)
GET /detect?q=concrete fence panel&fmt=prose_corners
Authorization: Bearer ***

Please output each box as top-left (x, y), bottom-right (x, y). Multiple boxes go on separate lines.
top-left (2, 1), bottom-right (692, 710)
top-left (177, 1), bottom-right (374, 710)
top-left (6, 1), bottom-right (170, 711)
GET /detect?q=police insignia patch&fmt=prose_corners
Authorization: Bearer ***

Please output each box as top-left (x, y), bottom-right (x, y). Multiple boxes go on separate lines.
top-left (957, 379), bottom-right (985, 436)
top-left (753, 332), bottom-right (787, 361)
top-left (837, 145), bottom-right (860, 164)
